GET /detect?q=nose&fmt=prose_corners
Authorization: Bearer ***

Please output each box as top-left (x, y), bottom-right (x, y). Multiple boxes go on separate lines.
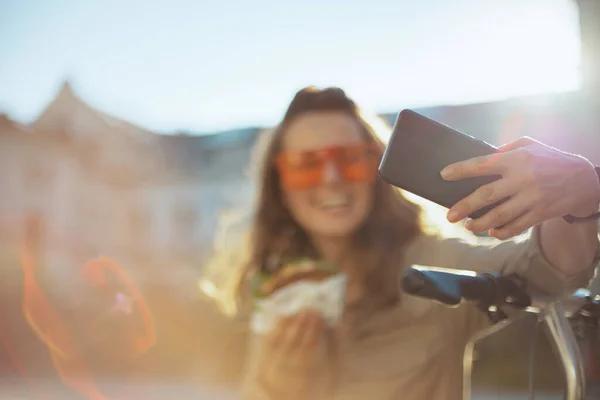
top-left (322, 160), bottom-right (343, 184)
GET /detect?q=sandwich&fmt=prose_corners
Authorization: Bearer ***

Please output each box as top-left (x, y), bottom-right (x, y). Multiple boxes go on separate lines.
top-left (251, 259), bottom-right (337, 299)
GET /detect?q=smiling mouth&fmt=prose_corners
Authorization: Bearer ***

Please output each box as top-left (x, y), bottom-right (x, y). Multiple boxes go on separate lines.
top-left (318, 195), bottom-right (351, 210)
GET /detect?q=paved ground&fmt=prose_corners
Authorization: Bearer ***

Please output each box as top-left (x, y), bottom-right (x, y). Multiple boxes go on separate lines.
top-left (0, 388), bottom-right (549, 400)
top-left (0, 383), bottom-right (566, 400)
top-left (472, 390), bottom-right (560, 400)
top-left (0, 382), bottom-right (239, 400)
top-left (2, 380), bottom-right (598, 399)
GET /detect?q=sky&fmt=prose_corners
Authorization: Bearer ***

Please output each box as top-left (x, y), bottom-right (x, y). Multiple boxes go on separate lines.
top-left (0, 0), bottom-right (583, 133)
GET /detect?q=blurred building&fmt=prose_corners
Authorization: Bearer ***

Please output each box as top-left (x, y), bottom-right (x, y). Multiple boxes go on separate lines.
top-left (390, 0), bottom-right (600, 164)
top-left (382, 90), bottom-right (600, 164)
top-left (0, 0), bottom-right (598, 293)
top-left (0, 84), bottom-right (259, 292)
top-left (578, 0), bottom-right (600, 93)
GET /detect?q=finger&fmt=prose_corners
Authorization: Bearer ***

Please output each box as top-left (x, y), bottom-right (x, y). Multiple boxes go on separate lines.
top-left (464, 194), bottom-right (531, 233)
top-left (280, 312), bottom-right (311, 366)
top-left (268, 315), bottom-right (293, 350)
top-left (289, 310), bottom-right (324, 365)
top-left (440, 153), bottom-right (506, 181)
top-left (285, 313), bottom-right (308, 347)
top-left (261, 317), bottom-right (289, 374)
top-left (488, 211), bottom-right (542, 240)
top-left (447, 179), bottom-right (517, 223)
top-left (498, 137), bottom-right (537, 152)
top-left (300, 311), bottom-right (324, 349)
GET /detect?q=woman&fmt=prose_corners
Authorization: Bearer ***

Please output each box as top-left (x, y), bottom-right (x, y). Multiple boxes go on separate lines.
top-left (203, 86), bottom-right (599, 400)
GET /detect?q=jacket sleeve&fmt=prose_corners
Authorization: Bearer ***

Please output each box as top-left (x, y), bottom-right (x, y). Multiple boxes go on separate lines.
top-left (403, 227), bottom-right (599, 348)
top-left (404, 226), bottom-right (599, 297)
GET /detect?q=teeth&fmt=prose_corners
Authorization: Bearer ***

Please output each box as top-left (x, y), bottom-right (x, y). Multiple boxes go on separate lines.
top-left (320, 196), bottom-right (350, 208)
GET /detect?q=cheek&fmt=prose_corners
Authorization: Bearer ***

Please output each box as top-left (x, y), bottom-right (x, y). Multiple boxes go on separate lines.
top-left (348, 182), bottom-right (375, 220)
top-left (283, 189), bottom-right (315, 220)
top-left (353, 182), bottom-right (374, 207)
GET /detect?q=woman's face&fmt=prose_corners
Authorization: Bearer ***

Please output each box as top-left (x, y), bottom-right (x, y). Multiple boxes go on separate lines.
top-left (278, 111), bottom-right (376, 239)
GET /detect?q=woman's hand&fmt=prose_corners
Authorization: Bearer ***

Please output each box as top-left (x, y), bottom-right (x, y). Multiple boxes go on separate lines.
top-left (440, 137), bottom-right (600, 240)
top-left (256, 309), bottom-right (327, 396)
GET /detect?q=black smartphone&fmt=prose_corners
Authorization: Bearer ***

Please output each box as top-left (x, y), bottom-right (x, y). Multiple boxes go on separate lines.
top-left (378, 109), bottom-right (506, 220)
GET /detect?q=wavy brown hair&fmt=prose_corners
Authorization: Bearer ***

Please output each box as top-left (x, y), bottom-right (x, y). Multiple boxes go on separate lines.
top-left (240, 86), bottom-right (426, 319)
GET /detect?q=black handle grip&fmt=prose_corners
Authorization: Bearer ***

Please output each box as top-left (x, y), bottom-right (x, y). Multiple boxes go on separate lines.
top-left (402, 267), bottom-right (531, 309)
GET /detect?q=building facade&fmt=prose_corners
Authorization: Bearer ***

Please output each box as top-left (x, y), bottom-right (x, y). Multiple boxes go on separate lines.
top-left (0, 84), bottom-right (259, 299)
top-left (1, 1), bottom-right (599, 295)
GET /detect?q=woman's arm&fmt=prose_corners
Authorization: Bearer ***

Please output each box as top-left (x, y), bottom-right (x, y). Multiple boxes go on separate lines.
top-left (539, 209), bottom-right (599, 277)
top-left (405, 228), bottom-right (599, 297)
top-left (440, 137), bottom-right (600, 287)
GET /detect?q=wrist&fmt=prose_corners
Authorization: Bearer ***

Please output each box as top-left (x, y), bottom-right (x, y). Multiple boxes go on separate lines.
top-left (595, 165), bottom-right (600, 204)
top-left (257, 369), bottom-right (310, 399)
top-left (569, 200), bottom-right (600, 218)
top-left (255, 374), bottom-right (287, 400)
top-left (566, 163), bottom-right (600, 218)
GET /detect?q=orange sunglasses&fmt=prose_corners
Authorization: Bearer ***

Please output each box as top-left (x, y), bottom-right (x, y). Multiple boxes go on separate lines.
top-left (275, 142), bottom-right (381, 191)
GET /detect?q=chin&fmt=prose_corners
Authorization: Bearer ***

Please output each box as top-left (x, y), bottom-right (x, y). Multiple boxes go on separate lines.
top-left (318, 230), bottom-right (355, 238)
top-left (314, 222), bottom-right (362, 238)
top-left (312, 211), bottom-right (366, 236)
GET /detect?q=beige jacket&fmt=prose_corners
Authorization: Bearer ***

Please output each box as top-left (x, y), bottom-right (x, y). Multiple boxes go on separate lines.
top-left (240, 228), bottom-right (599, 400)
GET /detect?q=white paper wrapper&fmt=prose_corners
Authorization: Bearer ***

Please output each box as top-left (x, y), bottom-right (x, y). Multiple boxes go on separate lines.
top-left (250, 273), bottom-right (347, 335)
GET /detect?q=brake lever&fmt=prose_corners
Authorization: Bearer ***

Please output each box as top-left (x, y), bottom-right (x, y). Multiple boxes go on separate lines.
top-left (472, 274), bottom-right (530, 324)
